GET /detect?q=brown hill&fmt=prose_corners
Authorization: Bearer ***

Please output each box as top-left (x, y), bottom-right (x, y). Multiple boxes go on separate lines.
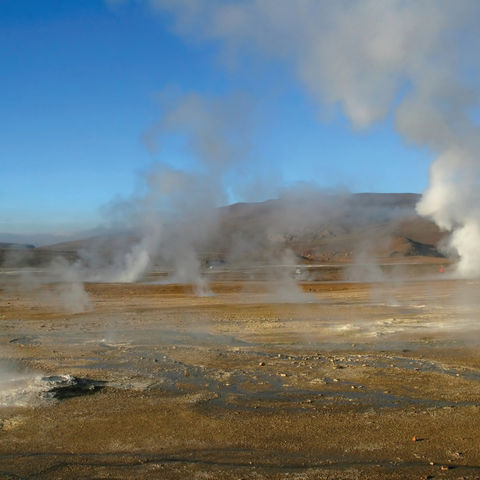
top-left (6, 193), bottom-right (447, 268)
top-left (213, 193), bottom-right (446, 263)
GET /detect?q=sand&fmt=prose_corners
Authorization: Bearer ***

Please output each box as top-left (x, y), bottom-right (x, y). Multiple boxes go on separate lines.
top-left (1, 268), bottom-right (480, 479)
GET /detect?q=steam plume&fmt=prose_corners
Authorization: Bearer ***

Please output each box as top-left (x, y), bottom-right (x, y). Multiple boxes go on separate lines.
top-left (72, 91), bottom-right (252, 288)
top-left (142, 0), bottom-right (480, 277)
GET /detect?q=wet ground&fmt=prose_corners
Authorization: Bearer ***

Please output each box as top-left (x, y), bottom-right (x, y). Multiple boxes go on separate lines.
top-left (1, 270), bottom-right (480, 479)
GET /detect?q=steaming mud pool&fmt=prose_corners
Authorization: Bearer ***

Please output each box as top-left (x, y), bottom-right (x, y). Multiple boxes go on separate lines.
top-left (2, 271), bottom-right (480, 479)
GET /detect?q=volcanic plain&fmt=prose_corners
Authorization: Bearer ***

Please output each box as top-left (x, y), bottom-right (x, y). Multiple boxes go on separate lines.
top-left (2, 263), bottom-right (480, 479)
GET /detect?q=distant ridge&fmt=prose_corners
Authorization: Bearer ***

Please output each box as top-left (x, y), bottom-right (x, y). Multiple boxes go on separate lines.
top-left (0, 193), bottom-right (447, 267)
top-left (0, 242), bottom-right (35, 250)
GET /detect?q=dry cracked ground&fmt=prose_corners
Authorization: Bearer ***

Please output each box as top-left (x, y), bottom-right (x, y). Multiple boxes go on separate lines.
top-left (1, 266), bottom-right (480, 479)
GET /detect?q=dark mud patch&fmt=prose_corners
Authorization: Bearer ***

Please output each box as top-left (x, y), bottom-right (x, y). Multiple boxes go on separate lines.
top-left (43, 375), bottom-right (106, 400)
top-left (8, 336), bottom-right (41, 346)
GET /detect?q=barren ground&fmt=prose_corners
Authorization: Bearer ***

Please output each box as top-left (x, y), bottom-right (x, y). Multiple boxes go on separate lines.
top-left (1, 266), bottom-right (480, 479)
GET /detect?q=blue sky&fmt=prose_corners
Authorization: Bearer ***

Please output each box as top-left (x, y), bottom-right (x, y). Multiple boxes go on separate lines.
top-left (0, 0), bottom-right (433, 238)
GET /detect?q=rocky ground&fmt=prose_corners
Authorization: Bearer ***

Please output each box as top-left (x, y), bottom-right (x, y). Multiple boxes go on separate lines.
top-left (1, 267), bottom-right (480, 479)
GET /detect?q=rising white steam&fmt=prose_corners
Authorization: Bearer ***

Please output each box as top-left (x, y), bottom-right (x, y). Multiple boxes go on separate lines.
top-left (138, 0), bottom-right (480, 277)
top-left (73, 91), bottom-right (252, 287)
